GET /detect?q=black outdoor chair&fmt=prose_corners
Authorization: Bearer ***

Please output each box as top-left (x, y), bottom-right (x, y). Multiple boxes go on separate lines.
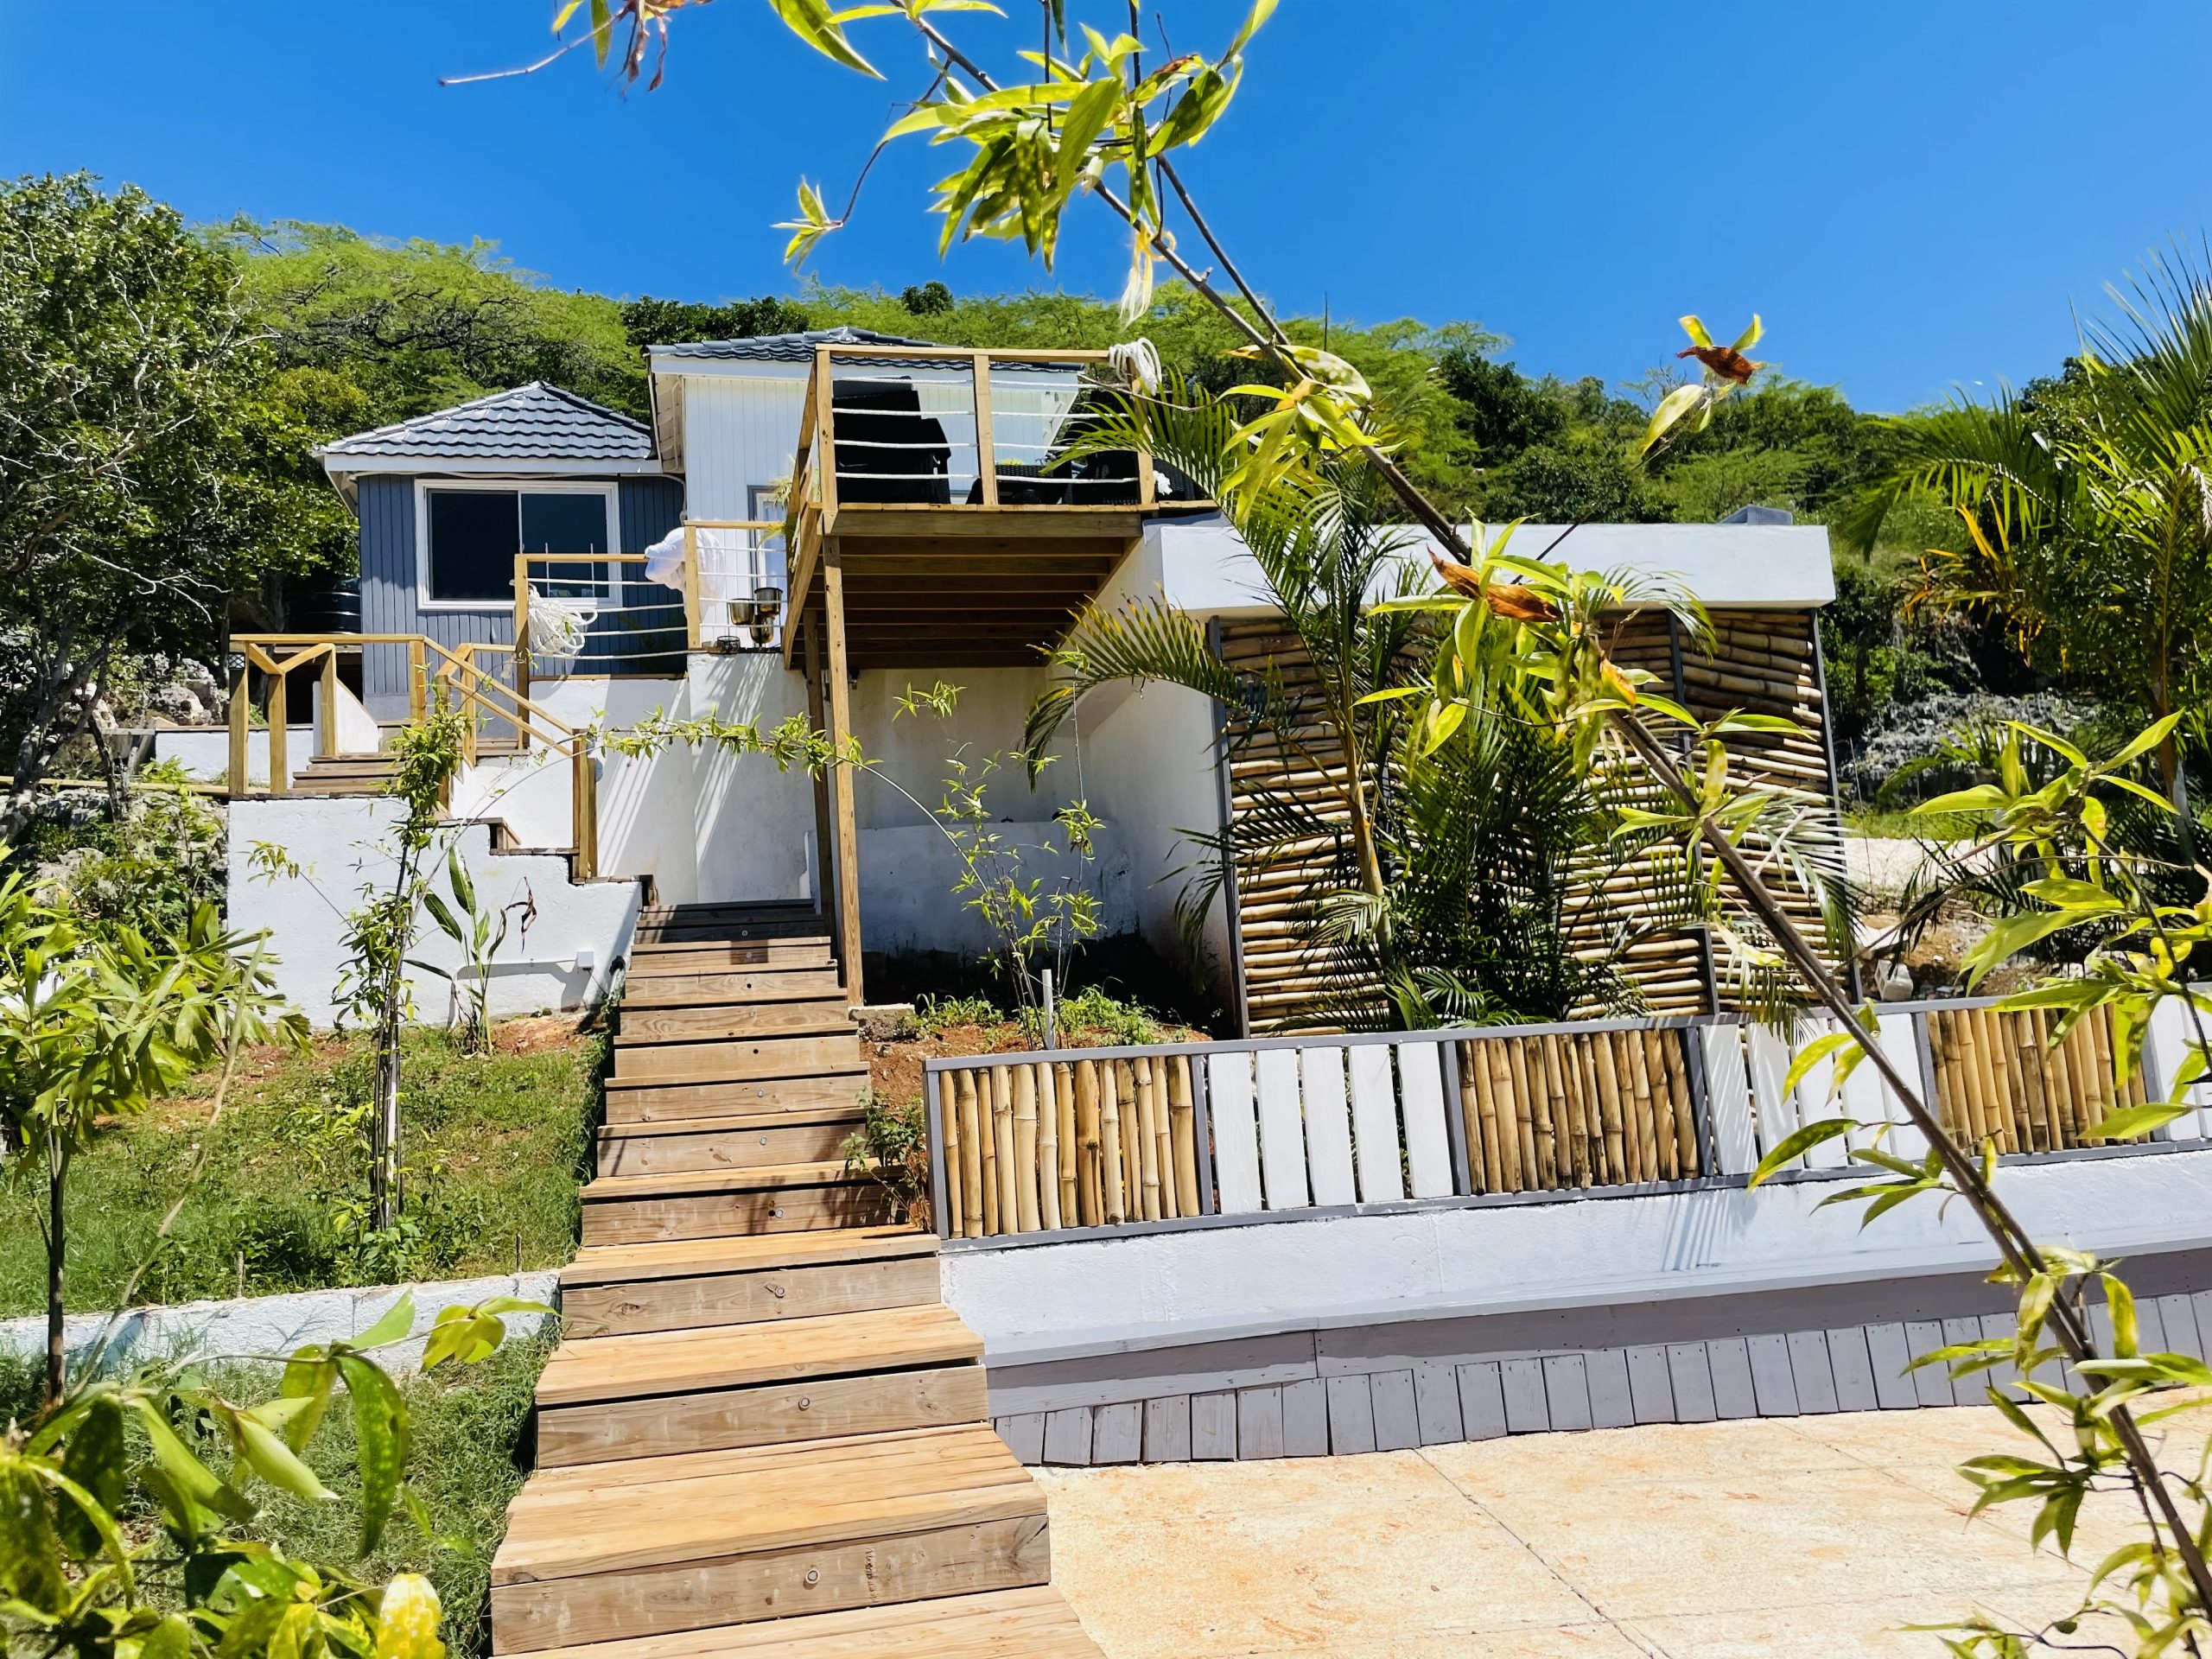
top-left (831, 379), bottom-right (952, 505)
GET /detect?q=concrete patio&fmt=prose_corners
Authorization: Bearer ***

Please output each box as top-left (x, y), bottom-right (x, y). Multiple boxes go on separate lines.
top-left (1036, 1404), bottom-right (2135, 1657)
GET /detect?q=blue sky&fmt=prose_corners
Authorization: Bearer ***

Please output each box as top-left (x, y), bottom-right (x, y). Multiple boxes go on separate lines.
top-left (5, 1), bottom-right (2209, 412)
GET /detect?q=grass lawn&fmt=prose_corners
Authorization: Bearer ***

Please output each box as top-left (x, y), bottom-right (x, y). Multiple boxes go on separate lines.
top-left (0, 1017), bottom-right (601, 1317)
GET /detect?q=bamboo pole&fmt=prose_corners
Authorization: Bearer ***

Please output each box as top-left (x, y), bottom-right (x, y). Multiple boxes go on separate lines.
top-left (2088, 1008), bottom-right (2119, 1128)
top-left (1929, 1015), bottom-right (1965, 1143)
top-left (1053, 1060), bottom-right (1077, 1224)
top-left (1522, 1038), bottom-right (1558, 1188)
top-left (1554, 1033), bottom-right (1592, 1187)
top-left (940, 1074), bottom-right (964, 1237)
top-left (1592, 1032), bottom-right (1627, 1184)
top-left (2030, 1010), bottom-right (2072, 1148)
top-left (1012, 1064), bottom-right (1043, 1233)
top-left (1168, 1056), bottom-right (1201, 1217)
top-left (2064, 1017), bottom-right (2101, 1135)
top-left (2012, 1014), bottom-right (2053, 1153)
top-left (1035, 1062), bottom-right (1062, 1230)
top-left (1624, 1031), bottom-right (1661, 1183)
top-left (1976, 1009), bottom-right (2020, 1154)
top-left (956, 1070), bottom-right (986, 1238)
top-left (991, 1065), bottom-right (1020, 1235)
top-left (1099, 1060), bottom-right (1128, 1224)
top-left (2048, 1013), bottom-right (2086, 1145)
top-left (1539, 1035), bottom-right (1577, 1186)
top-left (1488, 1041), bottom-right (1524, 1192)
top-left (1504, 1039), bottom-right (1541, 1192)
top-left (1661, 1032), bottom-right (1699, 1176)
top-left (1464, 1043), bottom-right (1502, 1193)
top-left (1075, 1059), bottom-right (1103, 1225)
top-left (1953, 1011), bottom-right (1993, 1151)
top-left (1134, 1058), bottom-right (1163, 1221)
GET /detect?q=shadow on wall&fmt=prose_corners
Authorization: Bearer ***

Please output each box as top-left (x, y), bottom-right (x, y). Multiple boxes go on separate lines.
top-left (864, 931), bottom-right (1234, 1039)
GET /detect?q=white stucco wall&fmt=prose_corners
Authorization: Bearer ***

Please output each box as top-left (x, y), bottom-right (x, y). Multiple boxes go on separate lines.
top-left (153, 726), bottom-right (315, 788)
top-left (941, 1148), bottom-right (2212, 1360)
top-left (229, 797), bottom-right (640, 1027)
top-left (1149, 515), bottom-right (1836, 619)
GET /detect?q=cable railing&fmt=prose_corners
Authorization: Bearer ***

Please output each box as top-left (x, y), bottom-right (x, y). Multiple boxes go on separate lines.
top-left (921, 997), bottom-right (2196, 1245)
top-left (227, 632), bottom-right (602, 878)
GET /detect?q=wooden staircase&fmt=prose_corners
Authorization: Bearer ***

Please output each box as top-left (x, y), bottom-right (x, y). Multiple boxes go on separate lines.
top-left (491, 901), bottom-right (1101, 1659)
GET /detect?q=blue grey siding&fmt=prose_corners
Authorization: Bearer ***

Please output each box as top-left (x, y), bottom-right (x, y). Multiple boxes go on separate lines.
top-left (353, 474), bottom-right (688, 717)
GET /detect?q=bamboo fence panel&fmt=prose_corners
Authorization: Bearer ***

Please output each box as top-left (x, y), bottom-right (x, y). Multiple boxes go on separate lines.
top-left (1453, 1029), bottom-right (1701, 1193)
top-left (1925, 1003), bottom-right (2145, 1153)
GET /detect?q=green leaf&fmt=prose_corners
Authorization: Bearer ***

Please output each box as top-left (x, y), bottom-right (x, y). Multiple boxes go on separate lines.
top-left (277, 1353), bottom-right (338, 1452)
top-left (1678, 315), bottom-right (1715, 349)
top-left (1226, 0), bottom-right (1278, 56)
top-left (2084, 1101), bottom-right (2187, 1142)
top-left (2103, 712), bottom-right (2184, 773)
top-left (1783, 1031), bottom-right (1859, 1103)
top-left (1912, 784), bottom-right (2008, 816)
top-left (140, 1614), bottom-right (195, 1659)
top-left (0, 1454), bottom-right (67, 1611)
top-left (766, 0), bottom-right (884, 78)
top-left (2018, 876), bottom-right (2123, 912)
top-left (1748, 1117), bottom-right (1857, 1187)
top-left (446, 849), bottom-right (476, 918)
top-left (231, 1411), bottom-right (338, 1503)
top-left (54, 1396), bottom-right (126, 1560)
top-left (340, 1357), bottom-right (410, 1553)
top-left (133, 1400), bottom-right (253, 1524)
top-left (1642, 384), bottom-right (1706, 455)
top-left (1963, 910), bottom-right (2082, 986)
top-left (351, 1293), bottom-right (416, 1353)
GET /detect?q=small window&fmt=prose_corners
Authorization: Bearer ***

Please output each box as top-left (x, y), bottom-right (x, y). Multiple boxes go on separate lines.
top-left (423, 487), bottom-right (613, 605)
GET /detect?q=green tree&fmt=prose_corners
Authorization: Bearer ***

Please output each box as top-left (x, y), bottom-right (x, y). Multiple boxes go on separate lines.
top-left (617, 291), bottom-right (812, 349)
top-left (0, 876), bottom-right (304, 1405)
top-left (1848, 248), bottom-right (2212, 802)
top-left (0, 175), bottom-right (341, 831)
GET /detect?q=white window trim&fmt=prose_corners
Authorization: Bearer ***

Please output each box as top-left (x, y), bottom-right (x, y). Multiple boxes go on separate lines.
top-left (412, 479), bottom-right (621, 613)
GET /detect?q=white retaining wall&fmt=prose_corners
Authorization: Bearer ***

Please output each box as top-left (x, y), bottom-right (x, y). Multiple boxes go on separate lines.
top-left (942, 1146), bottom-right (2212, 1362)
top-left (1, 1270), bottom-right (559, 1375)
top-left (229, 797), bottom-right (640, 1027)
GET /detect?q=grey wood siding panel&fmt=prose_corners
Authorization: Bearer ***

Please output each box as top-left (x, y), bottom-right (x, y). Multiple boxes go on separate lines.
top-left (1042, 1408), bottom-right (1092, 1465)
top-left (1707, 1338), bottom-right (1758, 1418)
top-left (1541, 1355), bottom-right (1592, 1432)
top-left (1236, 1386), bottom-right (1286, 1459)
top-left (1745, 1333), bottom-right (1799, 1416)
top-left (1667, 1343), bottom-right (1718, 1422)
top-left (1090, 1402), bottom-right (1142, 1464)
top-left (1281, 1378), bottom-right (1330, 1456)
top-left (1904, 1322), bottom-right (1953, 1406)
top-left (1827, 1326), bottom-right (1880, 1412)
top-left (1866, 1324), bottom-right (1919, 1408)
top-left (1413, 1361), bottom-right (1464, 1444)
top-left (1585, 1350), bottom-right (1635, 1429)
top-left (1325, 1376), bottom-right (1377, 1452)
top-left (995, 1413), bottom-right (1046, 1464)
top-left (1500, 1359), bottom-right (1549, 1433)
top-left (1626, 1345), bottom-right (1675, 1423)
top-left (1370, 1370), bottom-right (1420, 1450)
top-left (357, 476), bottom-right (421, 713)
top-left (1192, 1392), bottom-right (1237, 1459)
top-left (1787, 1331), bottom-right (1840, 1414)
top-left (1142, 1395), bottom-right (1191, 1463)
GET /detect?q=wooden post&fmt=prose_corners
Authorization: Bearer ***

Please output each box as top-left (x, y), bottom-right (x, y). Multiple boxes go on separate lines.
top-left (570, 741), bottom-right (598, 880)
top-left (408, 639), bottom-right (426, 723)
top-left (1137, 446), bottom-right (1156, 509)
top-left (970, 353), bottom-right (999, 507)
top-left (683, 524), bottom-right (703, 650)
top-left (267, 668), bottom-right (289, 798)
top-left (226, 657), bottom-right (250, 798)
top-left (317, 648), bottom-right (339, 759)
top-left (512, 554), bottom-right (533, 750)
top-left (802, 619), bottom-right (836, 919)
top-left (822, 539), bottom-right (864, 1005)
top-left (814, 346), bottom-right (841, 520)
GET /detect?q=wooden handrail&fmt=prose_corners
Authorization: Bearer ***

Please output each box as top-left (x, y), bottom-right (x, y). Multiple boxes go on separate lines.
top-left (227, 630), bottom-right (601, 881)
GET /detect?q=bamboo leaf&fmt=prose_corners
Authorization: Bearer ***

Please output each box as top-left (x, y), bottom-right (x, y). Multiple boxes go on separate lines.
top-left (2083, 1100), bottom-right (2187, 1142)
top-left (1783, 1031), bottom-right (1859, 1103)
top-left (1748, 1117), bottom-right (1857, 1187)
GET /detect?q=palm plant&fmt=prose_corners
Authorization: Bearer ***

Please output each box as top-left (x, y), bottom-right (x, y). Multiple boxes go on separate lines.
top-left (1024, 376), bottom-right (1643, 1027)
top-left (1846, 245), bottom-right (2212, 806)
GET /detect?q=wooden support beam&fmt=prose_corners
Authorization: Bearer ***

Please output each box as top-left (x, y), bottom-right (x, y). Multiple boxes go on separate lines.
top-left (227, 658), bottom-right (250, 798)
top-left (971, 353), bottom-right (999, 508)
top-left (316, 649), bottom-right (340, 759)
top-left (822, 538), bottom-right (864, 1006)
top-left (802, 616), bottom-right (835, 924)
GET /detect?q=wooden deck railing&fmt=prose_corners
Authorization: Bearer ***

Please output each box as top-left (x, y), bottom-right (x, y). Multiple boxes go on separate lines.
top-left (922, 996), bottom-right (2202, 1244)
top-left (226, 632), bottom-right (602, 878)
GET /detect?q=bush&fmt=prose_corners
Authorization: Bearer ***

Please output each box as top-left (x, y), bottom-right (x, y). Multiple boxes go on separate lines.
top-left (11, 759), bottom-right (225, 936)
top-left (911, 992), bottom-right (1001, 1036)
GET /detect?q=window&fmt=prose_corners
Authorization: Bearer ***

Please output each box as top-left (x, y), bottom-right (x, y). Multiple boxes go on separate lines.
top-left (420, 485), bottom-right (615, 607)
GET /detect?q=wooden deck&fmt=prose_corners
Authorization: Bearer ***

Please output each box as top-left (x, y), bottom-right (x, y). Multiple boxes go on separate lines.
top-left (491, 903), bottom-right (1100, 1658)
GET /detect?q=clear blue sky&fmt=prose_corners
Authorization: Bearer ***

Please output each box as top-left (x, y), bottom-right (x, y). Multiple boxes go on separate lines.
top-left (5, 1), bottom-right (2209, 413)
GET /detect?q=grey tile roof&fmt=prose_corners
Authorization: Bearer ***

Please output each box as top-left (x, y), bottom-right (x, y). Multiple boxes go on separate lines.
top-left (647, 327), bottom-right (937, 362)
top-left (319, 382), bottom-right (655, 463)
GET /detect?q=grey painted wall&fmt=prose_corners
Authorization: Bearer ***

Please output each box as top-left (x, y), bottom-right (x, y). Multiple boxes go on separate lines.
top-left (356, 474), bottom-right (687, 717)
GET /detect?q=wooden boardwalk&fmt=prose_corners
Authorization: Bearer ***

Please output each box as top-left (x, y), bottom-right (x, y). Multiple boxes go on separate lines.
top-left (490, 902), bottom-right (1100, 1658)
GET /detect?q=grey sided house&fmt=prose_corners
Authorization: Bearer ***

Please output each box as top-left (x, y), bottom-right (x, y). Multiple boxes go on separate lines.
top-left (316, 380), bottom-right (687, 714)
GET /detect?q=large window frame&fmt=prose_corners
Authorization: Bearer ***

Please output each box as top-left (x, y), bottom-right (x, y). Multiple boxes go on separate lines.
top-left (412, 479), bottom-right (620, 613)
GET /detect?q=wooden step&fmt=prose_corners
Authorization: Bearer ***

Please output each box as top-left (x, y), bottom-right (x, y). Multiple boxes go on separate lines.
top-left (641, 902), bottom-right (823, 926)
top-left (491, 1425), bottom-right (1049, 1651)
top-left (636, 916), bottom-right (836, 944)
top-left (559, 1228), bottom-right (938, 1338)
top-left (602, 1067), bottom-right (872, 1126)
top-left (620, 970), bottom-right (846, 1010)
top-left (534, 1305), bottom-right (985, 1465)
top-left (599, 1112), bottom-right (862, 1178)
top-left (615, 1001), bottom-right (855, 1046)
top-left (580, 1162), bottom-right (889, 1246)
top-left (503, 1586), bottom-right (1101, 1659)
top-left (624, 941), bottom-right (836, 976)
top-left (612, 1033), bottom-right (864, 1085)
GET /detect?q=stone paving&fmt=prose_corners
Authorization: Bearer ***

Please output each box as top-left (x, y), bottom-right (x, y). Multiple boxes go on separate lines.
top-left (1035, 1406), bottom-right (2127, 1658)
